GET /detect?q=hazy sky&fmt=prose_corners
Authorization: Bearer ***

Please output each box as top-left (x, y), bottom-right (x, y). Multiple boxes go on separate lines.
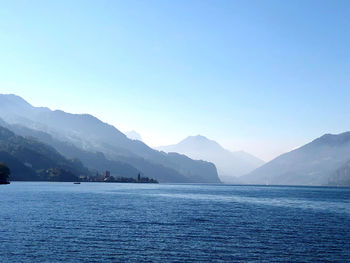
top-left (1, 0), bottom-right (349, 161)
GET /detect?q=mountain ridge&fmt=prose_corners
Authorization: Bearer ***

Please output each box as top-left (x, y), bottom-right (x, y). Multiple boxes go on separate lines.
top-left (0, 94), bottom-right (220, 183)
top-left (241, 131), bottom-right (350, 185)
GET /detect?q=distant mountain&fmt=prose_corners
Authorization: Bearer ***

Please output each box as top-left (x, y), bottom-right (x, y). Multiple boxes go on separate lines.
top-left (0, 125), bottom-right (90, 181)
top-left (242, 132), bottom-right (350, 186)
top-left (125, 130), bottom-right (142, 141)
top-left (156, 135), bottom-right (264, 183)
top-left (0, 94), bottom-right (220, 183)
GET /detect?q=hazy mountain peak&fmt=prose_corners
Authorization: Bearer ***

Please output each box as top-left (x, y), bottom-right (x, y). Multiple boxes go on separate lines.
top-left (0, 94), bottom-right (51, 117)
top-left (125, 130), bottom-right (142, 141)
top-left (0, 93), bottom-right (33, 109)
top-left (157, 135), bottom-right (264, 183)
top-left (189, 134), bottom-right (208, 140)
top-left (0, 93), bottom-right (30, 103)
top-left (179, 135), bottom-right (222, 149)
top-left (185, 135), bottom-right (210, 141)
top-left (312, 131), bottom-right (350, 146)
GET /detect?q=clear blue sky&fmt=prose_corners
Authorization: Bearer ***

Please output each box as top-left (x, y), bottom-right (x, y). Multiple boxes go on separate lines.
top-left (0, 0), bottom-right (349, 161)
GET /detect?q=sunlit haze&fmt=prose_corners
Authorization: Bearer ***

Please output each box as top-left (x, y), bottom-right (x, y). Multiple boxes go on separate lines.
top-left (1, 2), bottom-right (350, 261)
top-left (1, 0), bottom-right (349, 161)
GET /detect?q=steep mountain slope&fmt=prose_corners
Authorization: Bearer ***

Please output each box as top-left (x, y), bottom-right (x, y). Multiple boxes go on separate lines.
top-left (3, 122), bottom-right (141, 178)
top-left (328, 159), bottom-right (350, 186)
top-left (0, 126), bottom-right (90, 181)
top-left (0, 152), bottom-right (36, 181)
top-left (242, 132), bottom-right (350, 185)
top-left (157, 135), bottom-right (264, 183)
top-left (0, 94), bottom-right (220, 183)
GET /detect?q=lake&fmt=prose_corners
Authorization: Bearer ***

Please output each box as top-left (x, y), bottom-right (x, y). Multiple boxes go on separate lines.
top-left (0, 182), bottom-right (349, 262)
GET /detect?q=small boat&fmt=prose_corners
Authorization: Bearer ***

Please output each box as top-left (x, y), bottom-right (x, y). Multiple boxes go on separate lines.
top-left (73, 182), bottom-right (81, 184)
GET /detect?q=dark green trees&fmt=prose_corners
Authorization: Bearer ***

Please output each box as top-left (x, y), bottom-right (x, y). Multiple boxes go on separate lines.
top-left (0, 162), bottom-right (10, 184)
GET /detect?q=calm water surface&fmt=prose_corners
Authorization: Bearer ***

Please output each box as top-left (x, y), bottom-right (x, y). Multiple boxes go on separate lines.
top-left (0, 182), bottom-right (349, 262)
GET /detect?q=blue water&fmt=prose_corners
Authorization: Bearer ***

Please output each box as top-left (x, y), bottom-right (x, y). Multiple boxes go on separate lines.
top-left (0, 183), bottom-right (350, 262)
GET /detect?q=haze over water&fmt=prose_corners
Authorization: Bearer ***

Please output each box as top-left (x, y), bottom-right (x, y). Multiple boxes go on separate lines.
top-left (1, 182), bottom-right (349, 262)
top-left (2, 1), bottom-right (350, 161)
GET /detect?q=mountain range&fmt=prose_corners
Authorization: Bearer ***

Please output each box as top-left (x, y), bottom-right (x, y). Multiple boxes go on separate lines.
top-left (1, 93), bottom-right (350, 186)
top-left (0, 94), bottom-right (220, 183)
top-left (157, 135), bottom-right (264, 183)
